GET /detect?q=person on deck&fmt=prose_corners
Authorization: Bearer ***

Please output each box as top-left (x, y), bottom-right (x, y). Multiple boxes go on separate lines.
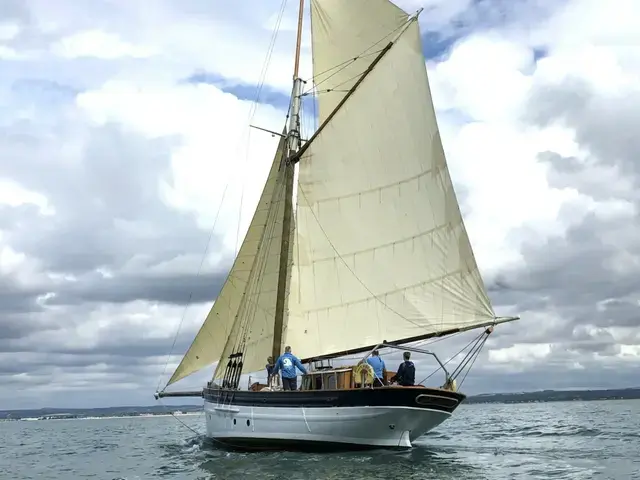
top-left (272, 346), bottom-right (307, 391)
top-left (266, 356), bottom-right (275, 385)
top-left (366, 350), bottom-right (387, 387)
top-left (390, 351), bottom-right (416, 386)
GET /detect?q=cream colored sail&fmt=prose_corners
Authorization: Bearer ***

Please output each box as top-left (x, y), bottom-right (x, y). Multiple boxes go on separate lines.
top-left (283, 5), bottom-right (496, 361)
top-left (211, 165), bottom-right (293, 381)
top-left (166, 134), bottom-right (288, 386)
top-left (310, 0), bottom-right (409, 124)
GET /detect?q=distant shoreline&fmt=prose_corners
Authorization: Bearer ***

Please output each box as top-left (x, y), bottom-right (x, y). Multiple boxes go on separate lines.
top-left (0, 412), bottom-right (202, 422)
top-left (464, 387), bottom-right (640, 404)
top-left (2, 388), bottom-right (638, 421)
top-left (0, 407), bottom-right (204, 422)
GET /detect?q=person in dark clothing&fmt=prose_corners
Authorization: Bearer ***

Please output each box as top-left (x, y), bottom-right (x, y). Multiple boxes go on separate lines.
top-left (266, 356), bottom-right (275, 384)
top-left (391, 351), bottom-right (416, 386)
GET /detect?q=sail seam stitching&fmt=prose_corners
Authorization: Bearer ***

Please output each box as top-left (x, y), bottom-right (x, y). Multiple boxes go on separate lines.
top-left (300, 220), bottom-right (460, 264)
top-left (295, 186), bottom-right (486, 327)
top-left (299, 162), bottom-right (443, 205)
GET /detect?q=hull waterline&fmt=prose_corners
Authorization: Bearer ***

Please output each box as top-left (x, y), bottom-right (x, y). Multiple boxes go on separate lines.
top-left (201, 386), bottom-right (465, 450)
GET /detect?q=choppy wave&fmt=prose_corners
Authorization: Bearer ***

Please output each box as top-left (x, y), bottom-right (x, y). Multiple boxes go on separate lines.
top-left (1, 401), bottom-right (639, 479)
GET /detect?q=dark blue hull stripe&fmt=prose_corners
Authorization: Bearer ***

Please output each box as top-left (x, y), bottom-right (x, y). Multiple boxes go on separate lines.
top-left (203, 386), bottom-right (465, 414)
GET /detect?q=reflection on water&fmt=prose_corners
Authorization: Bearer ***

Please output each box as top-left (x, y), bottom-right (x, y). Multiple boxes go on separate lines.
top-left (195, 439), bottom-right (481, 480)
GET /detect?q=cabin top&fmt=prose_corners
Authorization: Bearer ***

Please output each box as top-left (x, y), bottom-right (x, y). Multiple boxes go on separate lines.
top-left (249, 364), bottom-right (400, 392)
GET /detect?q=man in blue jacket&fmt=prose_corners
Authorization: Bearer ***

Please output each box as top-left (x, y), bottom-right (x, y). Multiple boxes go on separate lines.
top-left (272, 346), bottom-right (307, 391)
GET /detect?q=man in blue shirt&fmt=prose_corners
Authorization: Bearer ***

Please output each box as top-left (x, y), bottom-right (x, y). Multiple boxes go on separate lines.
top-left (366, 350), bottom-right (387, 387)
top-left (272, 346), bottom-right (307, 391)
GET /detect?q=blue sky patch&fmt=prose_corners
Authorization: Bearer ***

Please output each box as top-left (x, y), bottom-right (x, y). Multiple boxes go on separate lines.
top-left (422, 31), bottom-right (459, 61)
top-left (185, 71), bottom-right (291, 111)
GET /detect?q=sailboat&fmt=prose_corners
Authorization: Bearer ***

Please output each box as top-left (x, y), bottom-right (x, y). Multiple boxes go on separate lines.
top-left (155, 0), bottom-right (519, 450)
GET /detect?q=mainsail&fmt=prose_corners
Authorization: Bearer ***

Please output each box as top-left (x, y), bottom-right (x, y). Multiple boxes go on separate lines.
top-left (164, 0), bottom-right (499, 387)
top-left (283, 2), bottom-right (495, 362)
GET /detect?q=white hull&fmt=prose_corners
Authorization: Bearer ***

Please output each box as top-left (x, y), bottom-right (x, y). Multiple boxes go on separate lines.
top-left (203, 400), bottom-right (451, 449)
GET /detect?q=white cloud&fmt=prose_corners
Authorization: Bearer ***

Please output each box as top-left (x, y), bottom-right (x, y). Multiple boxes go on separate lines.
top-left (0, 45), bottom-right (22, 59)
top-left (52, 30), bottom-right (157, 59)
top-left (0, 178), bottom-right (53, 213)
top-left (0, 22), bottom-right (20, 41)
top-left (1, 0), bottom-right (640, 408)
top-left (425, 0), bottom-right (640, 283)
top-left (488, 343), bottom-right (552, 364)
top-left (76, 80), bottom-right (284, 252)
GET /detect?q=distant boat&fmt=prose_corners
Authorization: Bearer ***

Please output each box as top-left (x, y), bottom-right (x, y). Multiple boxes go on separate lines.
top-left (156, 0), bottom-right (519, 450)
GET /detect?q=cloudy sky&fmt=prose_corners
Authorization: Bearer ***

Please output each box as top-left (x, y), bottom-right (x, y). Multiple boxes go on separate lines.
top-left (1, 0), bottom-right (639, 410)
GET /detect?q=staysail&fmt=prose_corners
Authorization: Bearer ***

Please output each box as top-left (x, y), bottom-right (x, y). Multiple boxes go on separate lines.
top-left (282, 0), bottom-right (496, 361)
top-left (166, 133), bottom-right (290, 386)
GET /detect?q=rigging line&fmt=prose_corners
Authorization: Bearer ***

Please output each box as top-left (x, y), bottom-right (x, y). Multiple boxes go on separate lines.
top-left (159, 144), bottom-right (262, 387)
top-left (451, 331), bottom-right (490, 381)
top-left (197, 0), bottom-right (291, 352)
top-left (303, 12), bottom-right (416, 92)
top-left (300, 95), bottom-right (315, 149)
top-left (416, 330), bottom-right (485, 385)
top-left (221, 171), bottom-right (287, 365)
top-left (458, 336), bottom-right (488, 388)
top-left (220, 234), bottom-right (278, 361)
top-left (157, 181), bottom-right (233, 390)
top-left (247, 0), bottom-right (288, 118)
top-left (239, 166), bottom-right (286, 320)
top-left (299, 94), bottom-right (307, 141)
top-left (161, 148), bottom-right (286, 385)
top-left (159, 2), bottom-right (289, 389)
top-left (232, 177), bottom-right (287, 356)
top-left (302, 48), bottom-right (381, 96)
top-left (296, 185), bottom-right (434, 331)
top-left (384, 332), bottom-right (462, 356)
top-left (311, 82), bottom-right (318, 131)
top-left (338, 330), bottom-right (466, 361)
top-left (227, 167), bottom-right (288, 362)
top-left (450, 331), bottom-right (487, 378)
top-left (314, 88), bottom-right (350, 94)
top-left (231, 133), bottom-right (291, 353)
top-left (234, 0), bottom-right (288, 256)
top-left (156, 397), bottom-right (204, 438)
top-left (240, 186), bottom-right (288, 354)
top-left (305, 50), bottom-right (383, 96)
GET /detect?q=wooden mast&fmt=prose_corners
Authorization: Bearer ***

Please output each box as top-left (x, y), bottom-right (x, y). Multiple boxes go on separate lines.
top-left (292, 0), bottom-right (305, 79)
top-left (272, 0), bottom-right (305, 362)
